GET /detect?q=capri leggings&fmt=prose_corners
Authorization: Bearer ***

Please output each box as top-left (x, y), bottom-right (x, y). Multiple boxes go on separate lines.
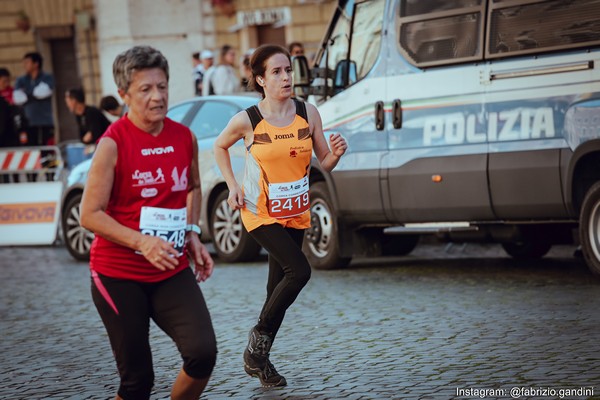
top-left (249, 224), bottom-right (311, 338)
top-left (91, 267), bottom-right (217, 400)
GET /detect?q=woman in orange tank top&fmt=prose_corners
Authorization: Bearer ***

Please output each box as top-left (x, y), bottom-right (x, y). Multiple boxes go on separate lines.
top-left (214, 44), bottom-right (347, 387)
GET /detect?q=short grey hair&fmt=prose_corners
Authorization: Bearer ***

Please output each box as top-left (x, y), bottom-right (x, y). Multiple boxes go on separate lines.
top-left (112, 46), bottom-right (169, 92)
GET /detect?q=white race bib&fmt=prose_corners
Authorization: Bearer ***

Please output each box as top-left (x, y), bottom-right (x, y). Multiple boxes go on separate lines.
top-left (268, 176), bottom-right (310, 218)
top-left (139, 206), bottom-right (186, 254)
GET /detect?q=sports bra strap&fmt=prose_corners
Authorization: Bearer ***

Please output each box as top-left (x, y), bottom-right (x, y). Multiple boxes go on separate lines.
top-left (246, 99), bottom-right (308, 131)
top-left (245, 105), bottom-right (264, 131)
top-left (294, 98), bottom-right (308, 122)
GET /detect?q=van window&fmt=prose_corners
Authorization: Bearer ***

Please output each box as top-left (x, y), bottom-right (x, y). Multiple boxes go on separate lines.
top-left (397, 0), bottom-right (485, 67)
top-left (487, 0), bottom-right (600, 58)
top-left (349, 0), bottom-right (385, 82)
top-left (321, 1), bottom-right (353, 83)
top-left (397, 0), bottom-right (600, 68)
top-left (314, 0), bottom-right (384, 98)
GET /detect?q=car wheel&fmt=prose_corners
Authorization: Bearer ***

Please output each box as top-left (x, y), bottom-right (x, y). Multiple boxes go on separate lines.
top-left (501, 238), bottom-right (552, 259)
top-left (210, 190), bottom-right (261, 262)
top-left (580, 181), bottom-right (600, 275)
top-left (303, 182), bottom-right (351, 270)
top-left (62, 192), bottom-right (94, 261)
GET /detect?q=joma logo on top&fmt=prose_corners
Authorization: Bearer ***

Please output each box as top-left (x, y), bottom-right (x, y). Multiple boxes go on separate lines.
top-left (141, 146), bottom-right (175, 156)
top-left (423, 107), bottom-right (555, 145)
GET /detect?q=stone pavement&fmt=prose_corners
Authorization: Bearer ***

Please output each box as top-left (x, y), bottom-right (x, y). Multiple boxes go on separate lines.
top-left (1, 243), bottom-right (600, 399)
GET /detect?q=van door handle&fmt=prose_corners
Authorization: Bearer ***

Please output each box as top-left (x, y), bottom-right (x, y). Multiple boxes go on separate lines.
top-left (392, 99), bottom-right (402, 129)
top-left (375, 101), bottom-right (384, 131)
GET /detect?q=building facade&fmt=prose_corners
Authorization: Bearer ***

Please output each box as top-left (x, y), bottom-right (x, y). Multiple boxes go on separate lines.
top-left (0, 0), bottom-right (335, 142)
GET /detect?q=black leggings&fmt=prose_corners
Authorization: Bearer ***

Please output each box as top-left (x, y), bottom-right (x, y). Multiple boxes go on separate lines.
top-left (91, 267), bottom-right (217, 400)
top-left (249, 224), bottom-right (311, 337)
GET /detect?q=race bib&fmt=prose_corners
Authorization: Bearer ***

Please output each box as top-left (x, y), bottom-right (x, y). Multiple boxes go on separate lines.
top-left (139, 206), bottom-right (186, 255)
top-left (268, 176), bottom-right (310, 218)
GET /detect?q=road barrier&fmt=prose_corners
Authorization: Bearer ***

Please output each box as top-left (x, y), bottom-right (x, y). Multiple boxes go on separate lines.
top-left (0, 146), bottom-right (65, 246)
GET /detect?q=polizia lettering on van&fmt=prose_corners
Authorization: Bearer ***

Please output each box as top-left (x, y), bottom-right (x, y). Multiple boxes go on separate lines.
top-left (423, 107), bottom-right (555, 146)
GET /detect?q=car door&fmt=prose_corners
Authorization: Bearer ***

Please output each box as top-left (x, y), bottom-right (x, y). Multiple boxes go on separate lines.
top-left (314, 0), bottom-right (389, 224)
top-left (482, 0), bottom-right (588, 219)
top-left (384, 0), bottom-right (494, 223)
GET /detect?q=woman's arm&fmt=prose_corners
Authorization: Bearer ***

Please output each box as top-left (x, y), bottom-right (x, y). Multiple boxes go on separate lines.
top-left (186, 132), bottom-right (214, 282)
top-left (80, 137), bottom-right (179, 271)
top-left (213, 111), bottom-right (251, 209)
top-left (308, 103), bottom-right (347, 172)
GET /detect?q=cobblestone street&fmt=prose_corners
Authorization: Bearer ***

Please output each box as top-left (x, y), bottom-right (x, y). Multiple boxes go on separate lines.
top-left (1, 243), bottom-right (599, 399)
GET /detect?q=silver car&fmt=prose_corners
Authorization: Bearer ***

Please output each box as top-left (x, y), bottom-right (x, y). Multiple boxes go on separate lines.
top-left (61, 95), bottom-right (261, 262)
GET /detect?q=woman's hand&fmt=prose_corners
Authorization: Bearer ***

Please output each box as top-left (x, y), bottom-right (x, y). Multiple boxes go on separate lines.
top-left (227, 185), bottom-right (245, 210)
top-left (186, 233), bottom-right (214, 282)
top-left (329, 132), bottom-right (347, 158)
top-left (138, 234), bottom-right (180, 271)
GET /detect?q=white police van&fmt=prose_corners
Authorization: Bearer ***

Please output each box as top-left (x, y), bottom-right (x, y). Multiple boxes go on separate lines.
top-left (293, 0), bottom-right (600, 274)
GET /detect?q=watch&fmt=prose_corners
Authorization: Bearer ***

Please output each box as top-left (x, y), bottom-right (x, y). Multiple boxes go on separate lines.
top-left (185, 224), bottom-right (202, 235)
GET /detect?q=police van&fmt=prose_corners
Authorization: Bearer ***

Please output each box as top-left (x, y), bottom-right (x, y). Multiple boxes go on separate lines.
top-left (293, 0), bottom-right (600, 274)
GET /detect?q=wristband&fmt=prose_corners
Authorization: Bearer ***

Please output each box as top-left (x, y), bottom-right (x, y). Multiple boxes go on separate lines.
top-left (186, 224), bottom-right (202, 235)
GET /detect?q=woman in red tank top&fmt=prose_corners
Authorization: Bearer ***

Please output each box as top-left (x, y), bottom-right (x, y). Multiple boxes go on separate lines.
top-left (214, 44), bottom-right (348, 387)
top-left (80, 46), bottom-right (215, 399)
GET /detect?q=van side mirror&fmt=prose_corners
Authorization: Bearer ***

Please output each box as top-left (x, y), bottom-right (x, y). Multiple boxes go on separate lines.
top-left (292, 55), bottom-right (311, 99)
top-left (334, 59), bottom-right (357, 90)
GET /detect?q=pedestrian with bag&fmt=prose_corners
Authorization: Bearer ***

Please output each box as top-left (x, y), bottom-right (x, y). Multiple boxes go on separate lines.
top-left (80, 45), bottom-right (216, 400)
top-left (213, 44), bottom-right (347, 387)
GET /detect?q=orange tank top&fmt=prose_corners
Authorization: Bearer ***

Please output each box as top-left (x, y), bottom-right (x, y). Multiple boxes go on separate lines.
top-left (241, 99), bottom-right (312, 232)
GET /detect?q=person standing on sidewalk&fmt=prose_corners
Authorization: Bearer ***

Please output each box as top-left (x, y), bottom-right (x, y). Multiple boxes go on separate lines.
top-left (214, 44), bottom-right (347, 387)
top-left (80, 45), bottom-right (216, 400)
top-left (202, 44), bottom-right (240, 96)
top-left (13, 52), bottom-right (55, 146)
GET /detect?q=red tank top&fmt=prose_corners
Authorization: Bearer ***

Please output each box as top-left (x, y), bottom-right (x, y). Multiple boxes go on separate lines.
top-left (90, 115), bottom-right (193, 282)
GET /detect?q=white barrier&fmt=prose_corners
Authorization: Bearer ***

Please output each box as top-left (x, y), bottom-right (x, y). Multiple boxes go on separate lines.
top-left (0, 146), bottom-right (64, 246)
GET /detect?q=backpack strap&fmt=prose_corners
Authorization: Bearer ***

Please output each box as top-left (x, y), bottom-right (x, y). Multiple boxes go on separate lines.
top-left (294, 98), bottom-right (308, 122)
top-left (245, 105), bottom-right (264, 131)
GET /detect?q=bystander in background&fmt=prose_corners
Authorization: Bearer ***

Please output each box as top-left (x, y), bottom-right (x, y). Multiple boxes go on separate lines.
top-left (100, 95), bottom-right (127, 121)
top-left (65, 87), bottom-right (111, 157)
top-left (13, 52), bottom-right (55, 146)
top-left (202, 45), bottom-right (240, 96)
top-left (240, 49), bottom-right (255, 92)
top-left (193, 50), bottom-right (214, 96)
top-left (0, 68), bottom-right (14, 105)
top-left (288, 42), bottom-right (305, 57)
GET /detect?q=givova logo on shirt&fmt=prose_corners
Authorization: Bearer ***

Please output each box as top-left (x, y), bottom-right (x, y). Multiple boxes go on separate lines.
top-left (141, 146), bottom-right (174, 156)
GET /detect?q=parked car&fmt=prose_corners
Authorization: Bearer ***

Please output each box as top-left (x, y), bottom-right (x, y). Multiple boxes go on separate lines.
top-left (61, 95), bottom-right (261, 262)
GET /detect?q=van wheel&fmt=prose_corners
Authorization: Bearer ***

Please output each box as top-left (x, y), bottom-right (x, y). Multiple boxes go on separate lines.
top-left (62, 192), bottom-right (94, 261)
top-left (304, 182), bottom-right (351, 270)
top-left (210, 190), bottom-right (261, 262)
top-left (580, 181), bottom-right (600, 275)
top-left (501, 238), bottom-right (552, 259)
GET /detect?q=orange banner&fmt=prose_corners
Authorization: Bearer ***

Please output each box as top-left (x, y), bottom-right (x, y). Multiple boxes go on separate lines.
top-left (0, 202), bottom-right (57, 224)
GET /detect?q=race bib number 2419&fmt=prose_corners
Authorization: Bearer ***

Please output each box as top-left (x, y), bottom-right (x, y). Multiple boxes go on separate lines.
top-left (268, 176), bottom-right (309, 219)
